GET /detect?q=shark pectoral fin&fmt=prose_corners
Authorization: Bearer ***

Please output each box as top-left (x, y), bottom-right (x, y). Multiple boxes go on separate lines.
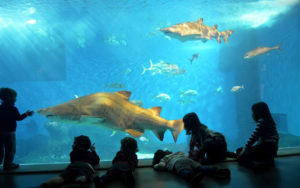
top-left (125, 129), bottom-right (144, 137)
top-left (115, 91), bottom-right (132, 101)
top-left (148, 107), bottom-right (162, 116)
top-left (153, 130), bottom-right (166, 141)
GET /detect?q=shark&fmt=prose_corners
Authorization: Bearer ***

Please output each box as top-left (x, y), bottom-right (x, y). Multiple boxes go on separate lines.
top-left (160, 18), bottom-right (234, 44)
top-left (244, 44), bottom-right (281, 59)
top-left (37, 91), bottom-right (184, 142)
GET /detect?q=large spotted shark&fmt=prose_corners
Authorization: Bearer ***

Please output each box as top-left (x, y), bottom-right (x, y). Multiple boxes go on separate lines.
top-left (37, 91), bottom-right (184, 142)
top-left (160, 18), bottom-right (234, 44)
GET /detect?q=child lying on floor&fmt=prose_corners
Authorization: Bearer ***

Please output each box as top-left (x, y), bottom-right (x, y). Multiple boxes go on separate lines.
top-left (152, 150), bottom-right (230, 185)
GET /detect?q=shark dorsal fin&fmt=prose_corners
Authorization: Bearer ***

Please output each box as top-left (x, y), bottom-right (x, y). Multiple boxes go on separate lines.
top-left (148, 106), bottom-right (162, 116)
top-left (153, 130), bottom-right (165, 141)
top-left (125, 129), bottom-right (144, 137)
top-left (115, 91), bottom-right (131, 101)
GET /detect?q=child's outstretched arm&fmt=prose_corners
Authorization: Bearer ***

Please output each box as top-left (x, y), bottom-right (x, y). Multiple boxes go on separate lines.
top-left (14, 108), bottom-right (32, 121)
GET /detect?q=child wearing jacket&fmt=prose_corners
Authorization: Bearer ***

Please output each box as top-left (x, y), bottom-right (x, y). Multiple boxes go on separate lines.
top-left (0, 88), bottom-right (34, 171)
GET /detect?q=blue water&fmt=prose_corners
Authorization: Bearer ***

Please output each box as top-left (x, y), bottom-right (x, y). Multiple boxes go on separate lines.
top-left (0, 0), bottom-right (300, 163)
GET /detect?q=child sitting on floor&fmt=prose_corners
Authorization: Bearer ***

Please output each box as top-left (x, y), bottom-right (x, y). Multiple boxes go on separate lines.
top-left (183, 112), bottom-right (234, 164)
top-left (237, 102), bottom-right (279, 170)
top-left (40, 135), bottom-right (100, 187)
top-left (94, 137), bottom-right (138, 188)
top-left (152, 150), bottom-right (230, 185)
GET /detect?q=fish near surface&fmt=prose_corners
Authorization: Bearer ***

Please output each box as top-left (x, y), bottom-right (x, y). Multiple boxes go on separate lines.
top-left (160, 18), bottom-right (234, 44)
top-left (231, 85), bottom-right (244, 92)
top-left (244, 44), bottom-right (280, 59)
top-left (180, 89), bottom-right (198, 98)
top-left (142, 60), bottom-right (185, 76)
top-left (37, 91), bottom-right (183, 142)
top-left (152, 93), bottom-right (171, 102)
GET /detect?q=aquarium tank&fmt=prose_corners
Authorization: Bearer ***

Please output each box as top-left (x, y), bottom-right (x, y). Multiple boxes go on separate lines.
top-left (0, 0), bottom-right (300, 164)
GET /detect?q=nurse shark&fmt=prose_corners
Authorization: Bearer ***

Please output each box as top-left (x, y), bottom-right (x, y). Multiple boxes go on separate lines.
top-left (37, 91), bottom-right (184, 142)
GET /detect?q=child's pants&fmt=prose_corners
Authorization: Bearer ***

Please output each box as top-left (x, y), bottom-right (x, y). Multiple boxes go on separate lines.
top-left (238, 141), bottom-right (278, 166)
top-left (0, 132), bottom-right (16, 167)
top-left (101, 163), bottom-right (135, 187)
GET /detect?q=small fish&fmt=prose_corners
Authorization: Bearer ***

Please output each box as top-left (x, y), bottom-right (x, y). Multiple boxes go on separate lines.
top-left (180, 90), bottom-right (198, 98)
top-left (122, 68), bottom-right (132, 75)
top-left (231, 85), bottom-right (244, 92)
top-left (142, 60), bottom-right (185, 76)
top-left (244, 44), bottom-right (280, 59)
top-left (189, 53), bottom-right (199, 64)
top-left (25, 19), bottom-right (36, 25)
top-left (74, 95), bottom-right (79, 98)
top-left (216, 86), bottom-right (223, 93)
top-left (104, 35), bottom-right (127, 46)
top-left (105, 83), bottom-right (126, 89)
top-left (139, 136), bottom-right (149, 142)
top-left (164, 36), bottom-right (171, 40)
top-left (153, 93), bottom-right (171, 102)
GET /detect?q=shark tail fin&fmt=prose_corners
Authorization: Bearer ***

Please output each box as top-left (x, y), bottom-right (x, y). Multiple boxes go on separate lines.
top-left (168, 119), bottom-right (184, 142)
top-left (142, 65), bottom-right (147, 75)
top-left (275, 43), bottom-right (281, 51)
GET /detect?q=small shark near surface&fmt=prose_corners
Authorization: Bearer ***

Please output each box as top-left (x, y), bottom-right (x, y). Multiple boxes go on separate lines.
top-left (160, 18), bottom-right (234, 44)
top-left (37, 91), bottom-right (184, 142)
top-left (244, 44), bottom-right (280, 59)
top-left (189, 53), bottom-right (199, 64)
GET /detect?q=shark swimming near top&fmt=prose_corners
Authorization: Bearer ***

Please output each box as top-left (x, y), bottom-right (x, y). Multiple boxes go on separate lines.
top-left (37, 91), bottom-right (184, 142)
top-left (160, 18), bottom-right (234, 44)
top-left (244, 44), bottom-right (281, 59)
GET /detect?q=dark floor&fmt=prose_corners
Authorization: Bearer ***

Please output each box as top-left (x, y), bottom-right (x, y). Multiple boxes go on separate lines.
top-left (1, 155), bottom-right (300, 188)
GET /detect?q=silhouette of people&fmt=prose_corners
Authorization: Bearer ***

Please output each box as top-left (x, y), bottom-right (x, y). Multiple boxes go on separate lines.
top-left (0, 87), bottom-right (34, 171)
top-left (152, 150), bottom-right (230, 185)
top-left (236, 102), bottom-right (279, 170)
top-left (183, 112), bottom-right (232, 164)
top-left (40, 135), bottom-right (100, 187)
top-left (94, 137), bottom-right (138, 188)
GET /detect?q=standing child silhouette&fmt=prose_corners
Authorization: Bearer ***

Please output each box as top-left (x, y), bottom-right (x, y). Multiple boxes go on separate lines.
top-left (0, 88), bottom-right (34, 171)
